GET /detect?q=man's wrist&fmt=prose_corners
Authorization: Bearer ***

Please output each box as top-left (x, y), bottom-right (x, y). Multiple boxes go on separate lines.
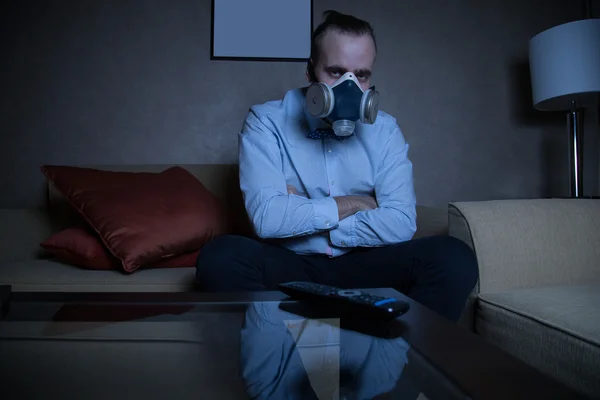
top-left (334, 195), bottom-right (378, 221)
top-left (333, 196), bottom-right (359, 220)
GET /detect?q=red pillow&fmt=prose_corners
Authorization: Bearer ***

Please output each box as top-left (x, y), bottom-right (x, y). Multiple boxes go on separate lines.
top-left (41, 165), bottom-right (225, 273)
top-left (41, 227), bottom-right (200, 270)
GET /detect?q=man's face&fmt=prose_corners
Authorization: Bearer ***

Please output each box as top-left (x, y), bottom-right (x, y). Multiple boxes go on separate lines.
top-left (309, 30), bottom-right (376, 91)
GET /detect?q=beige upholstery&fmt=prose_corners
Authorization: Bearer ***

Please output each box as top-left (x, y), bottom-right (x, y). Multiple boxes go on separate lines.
top-left (1, 259), bottom-right (197, 292)
top-left (449, 199), bottom-right (600, 293)
top-left (478, 285), bottom-right (600, 398)
top-left (0, 164), bottom-right (448, 293)
top-left (449, 199), bottom-right (600, 399)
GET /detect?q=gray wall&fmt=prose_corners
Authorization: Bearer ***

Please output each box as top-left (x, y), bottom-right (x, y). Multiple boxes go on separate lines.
top-left (1, 0), bottom-right (597, 208)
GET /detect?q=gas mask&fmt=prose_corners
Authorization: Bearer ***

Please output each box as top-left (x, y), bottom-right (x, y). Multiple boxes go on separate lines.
top-left (305, 72), bottom-right (379, 137)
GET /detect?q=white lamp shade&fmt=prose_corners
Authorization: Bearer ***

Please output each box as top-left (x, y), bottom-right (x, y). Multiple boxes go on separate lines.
top-left (529, 18), bottom-right (600, 111)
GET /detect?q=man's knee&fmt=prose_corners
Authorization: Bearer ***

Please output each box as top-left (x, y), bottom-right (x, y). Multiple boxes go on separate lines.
top-left (432, 235), bottom-right (479, 289)
top-left (195, 235), bottom-right (260, 291)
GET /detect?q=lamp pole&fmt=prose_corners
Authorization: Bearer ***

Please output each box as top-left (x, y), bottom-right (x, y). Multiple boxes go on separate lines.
top-left (568, 100), bottom-right (584, 197)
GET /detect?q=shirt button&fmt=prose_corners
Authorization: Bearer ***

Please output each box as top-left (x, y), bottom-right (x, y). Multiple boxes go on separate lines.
top-left (341, 241), bottom-right (346, 246)
top-left (331, 181), bottom-right (335, 186)
top-left (327, 148), bottom-right (332, 153)
top-left (292, 231), bottom-right (296, 235)
top-left (325, 221), bottom-right (330, 227)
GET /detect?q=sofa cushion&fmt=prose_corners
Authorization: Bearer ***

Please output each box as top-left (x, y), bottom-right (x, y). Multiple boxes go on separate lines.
top-left (41, 165), bottom-right (226, 273)
top-left (46, 164), bottom-right (254, 237)
top-left (40, 227), bottom-right (200, 270)
top-left (476, 284), bottom-right (600, 399)
top-left (0, 259), bottom-right (196, 292)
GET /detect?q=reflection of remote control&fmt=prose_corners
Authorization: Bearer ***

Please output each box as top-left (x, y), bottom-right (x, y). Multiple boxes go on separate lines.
top-left (278, 281), bottom-right (410, 321)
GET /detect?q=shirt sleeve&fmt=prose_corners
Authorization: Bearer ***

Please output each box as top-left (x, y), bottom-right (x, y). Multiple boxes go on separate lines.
top-left (239, 107), bottom-right (340, 239)
top-left (329, 122), bottom-right (417, 247)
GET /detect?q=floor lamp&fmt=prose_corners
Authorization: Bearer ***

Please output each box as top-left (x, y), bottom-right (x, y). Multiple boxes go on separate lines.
top-left (529, 18), bottom-right (600, 198)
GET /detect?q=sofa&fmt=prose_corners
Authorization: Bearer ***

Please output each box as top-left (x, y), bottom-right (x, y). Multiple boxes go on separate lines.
top-left (0, 164), bottom-right (449, 293)
top-left (1, 164), bottom-right (598, 398)
top-left (449, 199), bottom-right (600, 399)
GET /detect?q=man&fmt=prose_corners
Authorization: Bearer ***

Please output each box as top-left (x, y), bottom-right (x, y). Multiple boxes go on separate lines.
top-left (196, 10), bottom-right (478, 322)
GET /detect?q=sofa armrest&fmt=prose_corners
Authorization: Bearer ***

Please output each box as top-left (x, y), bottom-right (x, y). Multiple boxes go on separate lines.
top-left (0, 208), bottom-right (55, 261)
top-left (449, 199), bottom-right (600, 294)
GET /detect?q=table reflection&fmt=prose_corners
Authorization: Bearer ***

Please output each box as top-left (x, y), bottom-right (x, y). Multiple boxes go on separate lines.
top-left (239, 301), bottom-right (419, 399)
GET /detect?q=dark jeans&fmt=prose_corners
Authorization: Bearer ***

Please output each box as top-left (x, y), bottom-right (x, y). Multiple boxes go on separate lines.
top-left (195, 235), bottom-right (479, 322)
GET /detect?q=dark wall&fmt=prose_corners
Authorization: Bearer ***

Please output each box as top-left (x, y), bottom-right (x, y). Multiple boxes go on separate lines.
top-left (1, 0), bottom-right (596, 208)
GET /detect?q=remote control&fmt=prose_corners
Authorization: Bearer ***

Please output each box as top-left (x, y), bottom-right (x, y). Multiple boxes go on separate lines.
top-left (278, 281), bottom-right (409, 321)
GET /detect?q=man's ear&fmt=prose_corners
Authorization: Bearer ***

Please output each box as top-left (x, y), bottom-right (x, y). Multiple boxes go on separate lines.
top-left (306, 58), bottom-right (314, 83)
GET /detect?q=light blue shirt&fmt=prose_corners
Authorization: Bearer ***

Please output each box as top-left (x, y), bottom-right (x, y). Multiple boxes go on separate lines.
top-left (239, 88), bottom-right (416, 257)
top-left (240, 301), bottom-right (411, 399)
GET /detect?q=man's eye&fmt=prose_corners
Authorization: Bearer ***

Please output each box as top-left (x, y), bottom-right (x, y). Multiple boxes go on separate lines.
top-left (330, 71), bottom-right (341, 77)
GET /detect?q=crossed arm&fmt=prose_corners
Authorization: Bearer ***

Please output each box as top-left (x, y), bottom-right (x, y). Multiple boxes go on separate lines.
top-left (239, 108), bottom-right (417, 247)
top-left (286, 184), bottom-right (378, 221)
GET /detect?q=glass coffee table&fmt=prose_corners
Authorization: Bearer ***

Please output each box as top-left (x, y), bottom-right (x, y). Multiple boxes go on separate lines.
top-left (0, 286), bottom-right (586, 399)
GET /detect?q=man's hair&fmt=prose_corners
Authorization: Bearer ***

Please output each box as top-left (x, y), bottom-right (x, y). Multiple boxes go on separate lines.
top-left (307, 10), bottom-right (377, 81)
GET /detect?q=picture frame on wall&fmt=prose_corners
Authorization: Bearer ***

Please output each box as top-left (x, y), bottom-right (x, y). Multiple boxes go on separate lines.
top-left (211, 0), bottom-right (313, 61)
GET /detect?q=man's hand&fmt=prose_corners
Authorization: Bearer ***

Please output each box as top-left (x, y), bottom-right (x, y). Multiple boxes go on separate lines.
top-left (334, 195), bottom-right (377, 220)
top-left (287, 185), bottom-right (299, 195)
top-left (287, 184), bottom-right (377, 221)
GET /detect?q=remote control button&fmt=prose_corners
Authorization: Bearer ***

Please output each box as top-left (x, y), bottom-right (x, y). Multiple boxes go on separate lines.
top-left (374, 298), bottom-right (397, 306)
top-left (337, 290), bottom-right (361, 297)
